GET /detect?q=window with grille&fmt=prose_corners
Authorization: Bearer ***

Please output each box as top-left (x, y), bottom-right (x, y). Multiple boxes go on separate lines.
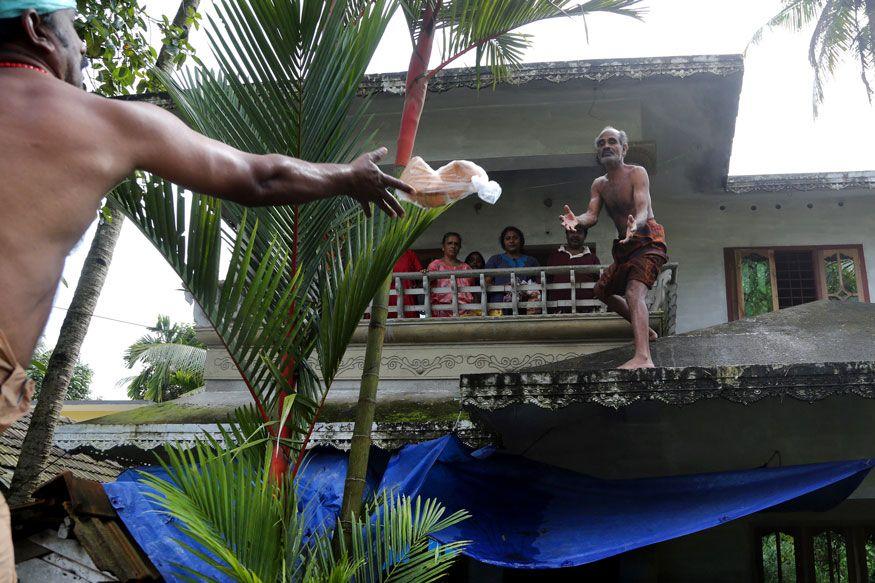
top-left (756, 527), bottom-right (872, 582)
top-left (725, 246), bottom-right (868, 321)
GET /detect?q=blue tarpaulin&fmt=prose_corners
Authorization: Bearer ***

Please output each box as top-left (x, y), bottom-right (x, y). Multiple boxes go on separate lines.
top-left (106, 435), bottom-right (874, 579)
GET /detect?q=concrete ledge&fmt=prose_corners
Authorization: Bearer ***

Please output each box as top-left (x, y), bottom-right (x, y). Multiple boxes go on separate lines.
top-left (351, 313), bottom-right (665, 344)
top-left (726, 171), bottom-right (875, 193)
top-left (461, 361), bottom-right (875, 410)
top-left (54, 420), bottom-right (491, 454)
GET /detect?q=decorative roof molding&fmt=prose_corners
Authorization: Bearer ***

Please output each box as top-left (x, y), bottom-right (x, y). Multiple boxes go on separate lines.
top-left (726, 171), bottom-right (875, 193)
top-left (118, 54), bottom-right (745, 109)
top-left (460, 361), bottom-right (875, 410)
top-left (360, 54), bottom-right (745, 95)
top-left (54, 420), bottom-right (491, 453)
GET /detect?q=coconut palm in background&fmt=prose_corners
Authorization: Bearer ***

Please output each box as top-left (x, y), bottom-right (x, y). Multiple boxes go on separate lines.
top-left (754, 0), bottom-right (875, 113)
top-left (123, 315), bottom-right (206, 402)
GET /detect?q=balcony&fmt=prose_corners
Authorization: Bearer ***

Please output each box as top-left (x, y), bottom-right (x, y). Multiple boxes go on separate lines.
top-left (322, 263), bottom-right (678, 384)
top-left (197, 263), bottom-right (677, 414)
top-left (378, 264), bottom-right (677, 323)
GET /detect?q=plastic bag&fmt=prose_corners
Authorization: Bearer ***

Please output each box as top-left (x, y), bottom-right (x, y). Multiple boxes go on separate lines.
top-left (395, 156), bottom-right (502, 208)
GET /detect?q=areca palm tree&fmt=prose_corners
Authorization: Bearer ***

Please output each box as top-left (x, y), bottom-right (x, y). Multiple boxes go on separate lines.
top-left (110, 0), bottom-right (459, 576)
top-left (753, 0), bottom-right (875, 113)
top-left (145, 411), bottom-right (469, 582)
top-left (122, 315), bottom-right (206, 402)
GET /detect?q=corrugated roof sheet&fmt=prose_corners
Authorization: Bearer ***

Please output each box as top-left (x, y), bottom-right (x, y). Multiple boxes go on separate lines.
top-left (14, 472), bottom-right (161, 581)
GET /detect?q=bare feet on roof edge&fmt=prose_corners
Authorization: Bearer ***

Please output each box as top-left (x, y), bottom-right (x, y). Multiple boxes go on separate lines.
top-left (618, 356), bottom-right (655, 370)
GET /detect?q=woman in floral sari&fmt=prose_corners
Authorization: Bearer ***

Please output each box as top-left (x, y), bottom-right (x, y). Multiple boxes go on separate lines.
top-left (427, 232), bottom-right (475, 317)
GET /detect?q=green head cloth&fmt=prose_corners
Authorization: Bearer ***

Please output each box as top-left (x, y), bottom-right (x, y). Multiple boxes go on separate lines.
top-left (0, 0), bottom-right (75, 19)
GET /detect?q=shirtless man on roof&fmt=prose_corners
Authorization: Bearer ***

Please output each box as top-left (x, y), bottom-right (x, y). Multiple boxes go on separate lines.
top-left (561, 127), bottom-right (668, 370)
top-left (0, 3), bottom-right (410, 574)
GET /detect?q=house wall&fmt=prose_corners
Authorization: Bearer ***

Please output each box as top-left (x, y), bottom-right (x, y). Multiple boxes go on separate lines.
top-left (415, 169), bottom-right (875, 334)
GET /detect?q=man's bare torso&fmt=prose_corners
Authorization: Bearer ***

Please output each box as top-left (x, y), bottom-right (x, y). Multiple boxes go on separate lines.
top-left (593, 164), bottom-right (655, 238)
top-left (0, 72), bottom-right (133, 364)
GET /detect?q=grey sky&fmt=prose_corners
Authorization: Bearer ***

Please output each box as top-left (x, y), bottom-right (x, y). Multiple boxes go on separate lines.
top-left (42, 1), bottom-right (875, 399)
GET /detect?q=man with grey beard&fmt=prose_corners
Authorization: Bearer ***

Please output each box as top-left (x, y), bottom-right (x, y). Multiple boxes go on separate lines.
top-left (560, 126), bottom-right (668, 369)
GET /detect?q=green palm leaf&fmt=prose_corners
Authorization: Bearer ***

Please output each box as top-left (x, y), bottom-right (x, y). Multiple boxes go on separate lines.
top-left (143, 413), bottom-right (468, 582)
top-left (420, 0), bottom-right (645, 80)
top-left (121, 342), bottom-right (206, 402)
top-left (112, 0), bottom-right (452, 457)
top-left (751, 0), bottom-right (873, 114)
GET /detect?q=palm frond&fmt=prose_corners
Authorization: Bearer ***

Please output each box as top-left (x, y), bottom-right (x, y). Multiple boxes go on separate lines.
top-left (115, 0), bottom-right (454, 455)
top-left (331, 492), bottom-right (470, 583)
top-left (750, 0), bottom-right (874, 114)
top-left (751, 0), bottom-right (825, 46)
top-left (432, 0), bottom-right (645, 80)
top-left (809, 0), bottom-right (860, 112)
top-left (143, 413), bottom-right (468, 582)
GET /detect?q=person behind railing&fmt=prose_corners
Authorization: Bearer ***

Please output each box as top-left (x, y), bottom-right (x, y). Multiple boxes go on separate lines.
top-left (547, 227), bottom-right (601, 314)
top-left (485, 226), bottom-right (540, 316)
top-left (391, 249), bottom-right (424, 318)
top-left (464, 251), bottom-right (485, 271)
top-left (427, 232), bottom-right (475, 317)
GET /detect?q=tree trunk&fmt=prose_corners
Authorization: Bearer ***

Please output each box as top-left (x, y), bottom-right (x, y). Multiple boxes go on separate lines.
top-left (394, 1), bottom-right (440, 167)
top-left (339, 276), bottom-right (391, 537)
top-left (866, 0), bottom-right (875, 67)
top-left (155, 0), bottom-right (201, 71)
top-left (8, 210), bottom-right (124, 504)
top-left (338, 2), bottom-right (441, 532)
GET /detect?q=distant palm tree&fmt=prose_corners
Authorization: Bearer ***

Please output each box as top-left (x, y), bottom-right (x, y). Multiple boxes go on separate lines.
top-left (122, 315), bottom-right (206, 402)
top-left (754, 0), bottom-right (875, 113)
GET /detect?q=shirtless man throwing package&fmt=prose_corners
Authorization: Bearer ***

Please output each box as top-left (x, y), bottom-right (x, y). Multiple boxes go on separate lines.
top-left (0, 4), bottom-right (411, 576)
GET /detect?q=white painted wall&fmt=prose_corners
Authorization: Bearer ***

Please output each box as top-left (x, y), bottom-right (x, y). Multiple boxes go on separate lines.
top-left (659, 191), bottom-right (875, 332)
top-left (416, 168), bottom-right (875, 334)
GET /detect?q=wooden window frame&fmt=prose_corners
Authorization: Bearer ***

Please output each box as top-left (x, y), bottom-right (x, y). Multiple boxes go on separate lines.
top-left (725, 244), bottom-right (870, 322)
top-left (753, 525), bottom-right (873, 583)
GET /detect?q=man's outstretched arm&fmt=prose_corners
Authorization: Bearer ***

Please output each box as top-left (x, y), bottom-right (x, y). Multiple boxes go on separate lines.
top-left (560, 180), bottom-right (602, 231)
top-left (108, 99), bottom-right (409, 216)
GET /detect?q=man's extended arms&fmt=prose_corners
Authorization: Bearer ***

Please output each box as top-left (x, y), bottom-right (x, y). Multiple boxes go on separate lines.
top-left (112, 100), bottom-right (409, 216)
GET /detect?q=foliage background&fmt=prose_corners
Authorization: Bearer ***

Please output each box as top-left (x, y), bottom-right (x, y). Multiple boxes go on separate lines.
top-left (27, 346), bottom-right (93, 400)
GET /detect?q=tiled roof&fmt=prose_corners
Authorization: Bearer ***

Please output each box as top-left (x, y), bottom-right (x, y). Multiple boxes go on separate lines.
top-left (0, 411), bottom-right (123, 492)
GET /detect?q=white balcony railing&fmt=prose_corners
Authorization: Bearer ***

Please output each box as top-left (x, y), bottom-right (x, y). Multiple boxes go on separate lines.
top-left (375, 264), bottom-right (678, 331)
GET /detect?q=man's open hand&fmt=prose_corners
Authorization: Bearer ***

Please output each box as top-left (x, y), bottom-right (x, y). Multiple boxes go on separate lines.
top-left (349, 147), bottom-right (411, 218)
top-left (560, 204), bottom-right (579, 231)
top-left (619, 214), bottom-right (637, 244)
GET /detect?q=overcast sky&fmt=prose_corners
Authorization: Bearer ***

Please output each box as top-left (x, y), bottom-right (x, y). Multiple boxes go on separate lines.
top-left (43, 0), bottom-right (875, 400)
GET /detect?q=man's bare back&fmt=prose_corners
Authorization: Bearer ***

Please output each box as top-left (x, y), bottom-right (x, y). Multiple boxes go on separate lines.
top-left (0, 9), bottom-right (412, 368)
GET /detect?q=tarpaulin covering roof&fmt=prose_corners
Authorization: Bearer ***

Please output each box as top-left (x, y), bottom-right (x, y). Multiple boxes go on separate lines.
top-left (105, 435), bottom-right (873, 579)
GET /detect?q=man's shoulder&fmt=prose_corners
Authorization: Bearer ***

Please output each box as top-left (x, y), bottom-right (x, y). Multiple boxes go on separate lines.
top-left (591, 174), bottom-right (609, 191)
top-left (625, 164), bottom-right (649, 177)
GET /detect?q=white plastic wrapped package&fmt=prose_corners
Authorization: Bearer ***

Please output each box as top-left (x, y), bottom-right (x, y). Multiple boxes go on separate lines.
top-left (394, 156), bottom-right (502, 208)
